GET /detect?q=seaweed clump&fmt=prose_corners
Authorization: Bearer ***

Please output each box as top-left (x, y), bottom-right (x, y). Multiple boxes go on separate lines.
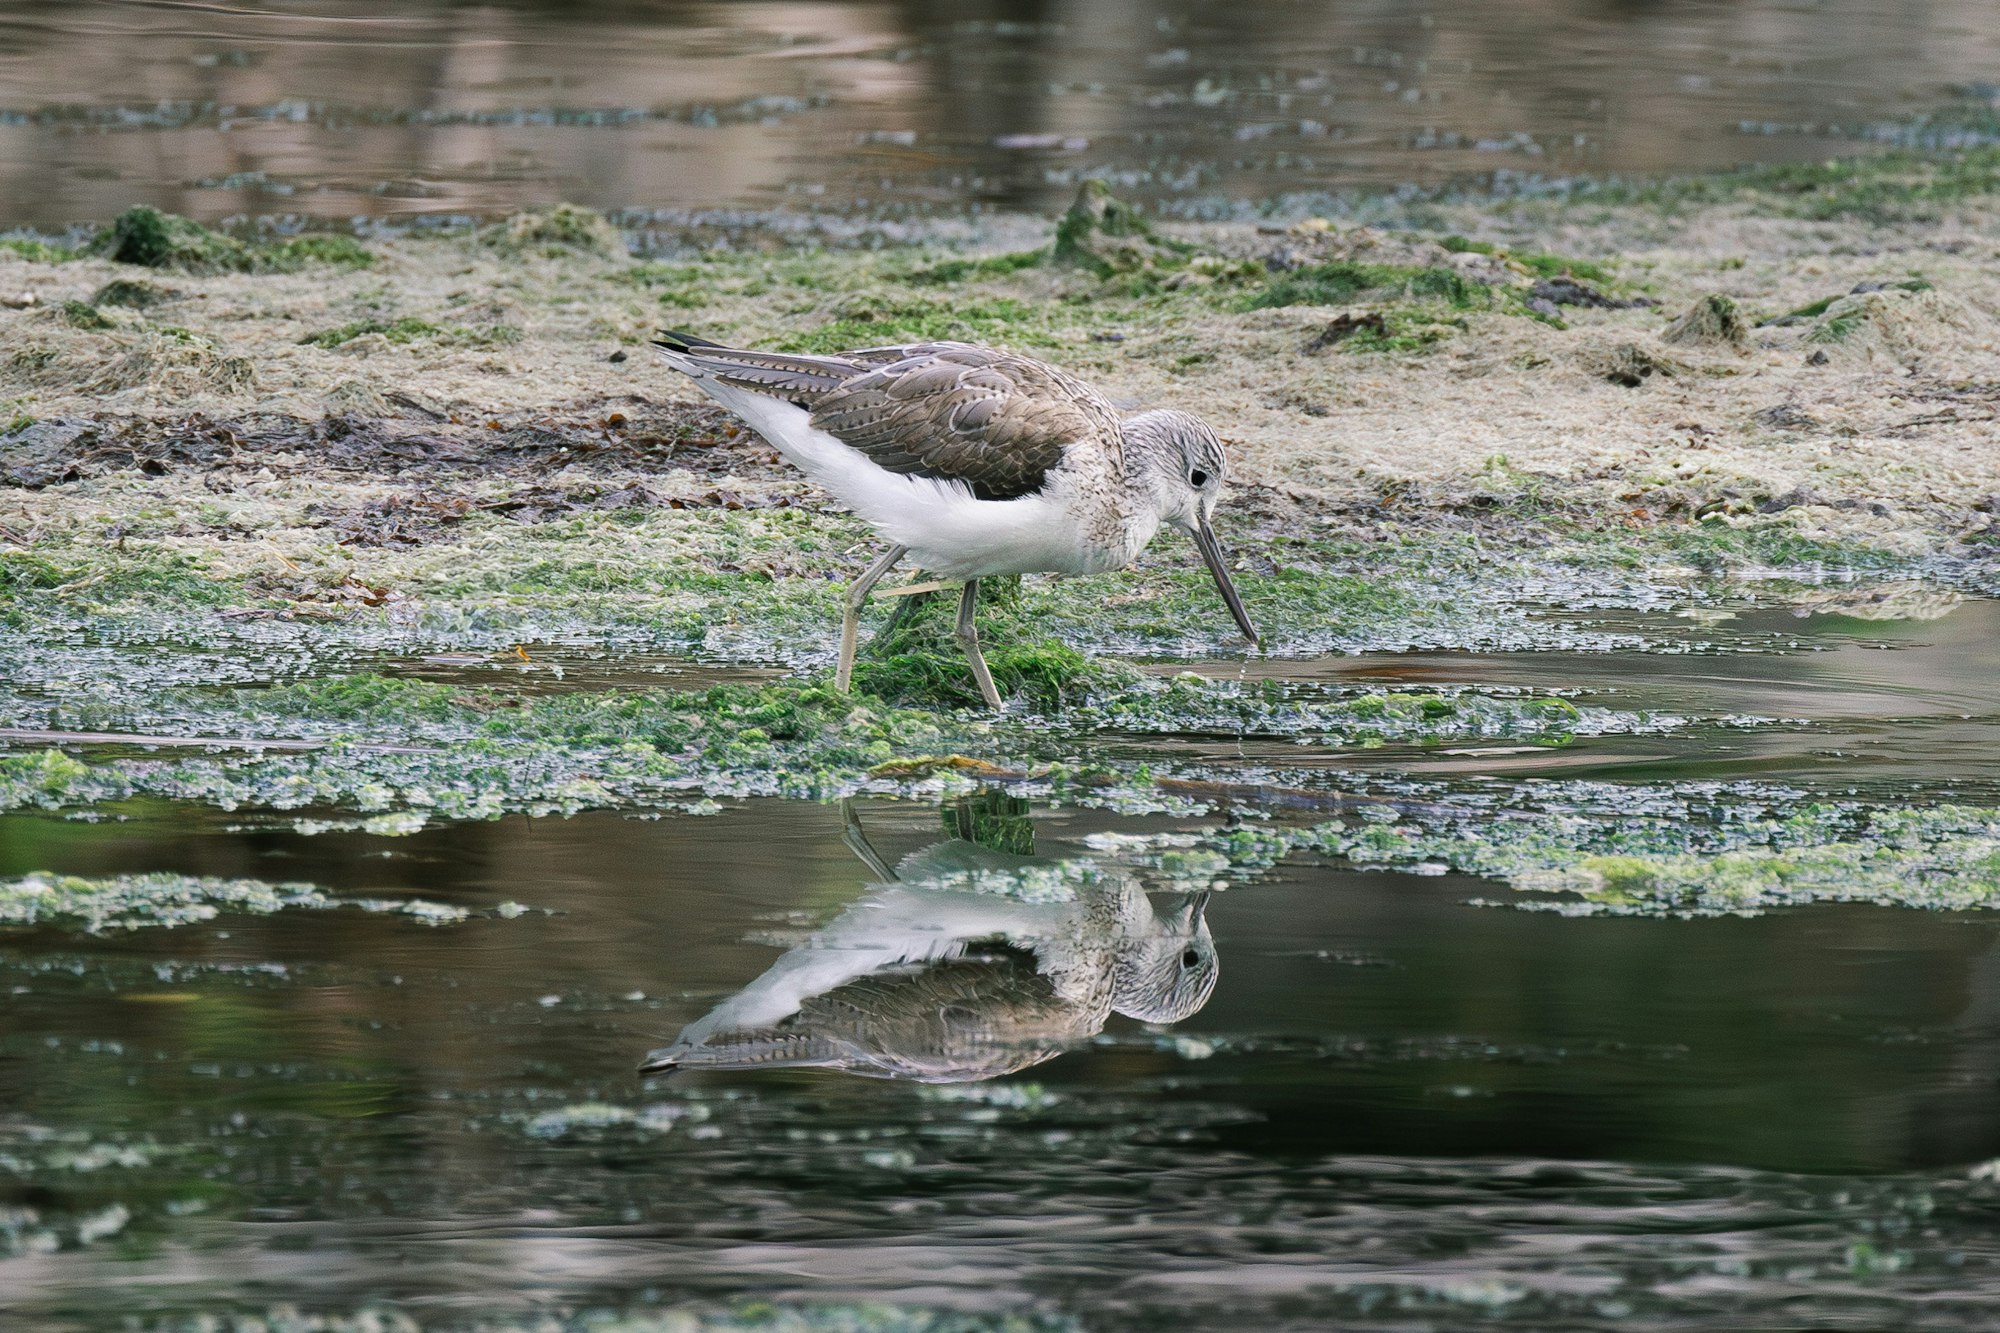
top-left (91, 278), bottom-right (172, 308)
top-left (484, 203), bottom-right (627, 259)
top-left (1052, 180), bottom-right (1194, 285)
top-left (1800, 285), bottom-right (1994, 363)
top-left (850, 579), bottom-right (1129, 711)
top-left (88, 206), bottom-right (371, 274)
top-left (1662, 293), bottom-right (1749, 349)
top-left (55, 300), bottom-right (113, 330)
top-left (93, 206), bottom-right (248, 271)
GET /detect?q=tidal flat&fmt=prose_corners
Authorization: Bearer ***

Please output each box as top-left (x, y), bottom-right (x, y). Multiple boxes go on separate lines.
top-left (7, 148), bottom-right (2000, 1330)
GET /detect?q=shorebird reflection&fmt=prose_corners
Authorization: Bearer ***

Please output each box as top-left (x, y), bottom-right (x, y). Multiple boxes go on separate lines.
top-left (639, 798), bottom-right (1218, 1083)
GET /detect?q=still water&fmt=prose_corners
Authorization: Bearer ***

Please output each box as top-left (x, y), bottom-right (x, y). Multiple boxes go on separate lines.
top-left (1, 0), bottom-right (1997, 228)
top-left (6, 599), bottom-right (2000, 1328)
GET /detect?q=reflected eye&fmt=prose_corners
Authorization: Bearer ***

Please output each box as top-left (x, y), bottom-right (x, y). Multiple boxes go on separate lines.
top-left (1181, 949), bottom-right (1201, 969)
top-left (1189, 469), bottom-right (1210, 488)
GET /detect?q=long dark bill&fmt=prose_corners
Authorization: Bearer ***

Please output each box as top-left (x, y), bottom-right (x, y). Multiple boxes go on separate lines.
top-left (1193, 515), bottom-right (1259, 645)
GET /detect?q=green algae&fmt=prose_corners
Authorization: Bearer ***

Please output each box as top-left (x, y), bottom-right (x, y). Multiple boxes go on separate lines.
top-left (90, 278), bottom-right (173, 308)
top-left (83, 206), bottom-right (373, 274)
top-left (1063, 677), bottom-right (1601, 747)
top-left (0, 235), bottom-right (76, 263)
top-left (914, 247), bottom-right (1050, 284)
top-left (1248, 260), bottom-right (1488, 312)
top-left (942, 787), bottom-right (1037, 855)
top-left (56, 299), bottom-right (113, 330)
top-left (1179, 797), bottom-right (2000, 917)
top-left (483, 202), bottom-right (626, 259)
top-left (1771, 279), bottom-right (1930, 324)
top-left (1645, 522), bottom-right (1914, 575)
top-left (299, 316), bottom-right (516, 348)
top-left (93, 207), bottom-right (243, 271)
top-left (263, 233), bottom-right (373, 270)
top-left (0, 870), bottom-right (472, 932)
top-left (1438, 235), bottom-right (1613, 284)
top-left (771, 294), bottom-right (1061, 355)
top-left (0, 655), bottom-right (1692, 823)
top-left (120, 1307), bottom-right (1082, 1333)
top-left (1052, 178), bottom-right (1194, 283)
top-left (851, 579), bottom-right (1122, 709)
top-left (1575, 145), bottom-right (2000, 223)
top-left (0, 464), bottom-right (1967, 697)
top-left (0, 678), bottom-right (983, 818)
top-left (1400, 806), bottom-right (2000, 916)
top-left (1661, 293), bottom-right (1748, 349)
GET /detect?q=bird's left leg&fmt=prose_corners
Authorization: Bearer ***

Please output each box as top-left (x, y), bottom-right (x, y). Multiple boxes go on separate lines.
top-left (954, 578), bottom-right (1005, 711)
top-left (836, 544), bottom-right (906, 693)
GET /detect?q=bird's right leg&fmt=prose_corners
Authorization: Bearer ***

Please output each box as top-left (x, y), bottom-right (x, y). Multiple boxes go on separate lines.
top-left (955, 577), bottom-right (1005, 711)
top-left (835, 544), bottom-right (907, 693)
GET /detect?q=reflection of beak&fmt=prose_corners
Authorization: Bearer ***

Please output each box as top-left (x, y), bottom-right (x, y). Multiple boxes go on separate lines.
top-left (1192, 515), bottom-right (1259, 645)
top-left (1160, 890), bottom-right (1212, 928)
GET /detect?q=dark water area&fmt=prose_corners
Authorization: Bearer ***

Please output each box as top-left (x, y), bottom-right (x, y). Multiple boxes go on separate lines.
top-left (2, 0), bottom-right (1999, 229)
top-left (7, 795), bottom-right (2000, 1328)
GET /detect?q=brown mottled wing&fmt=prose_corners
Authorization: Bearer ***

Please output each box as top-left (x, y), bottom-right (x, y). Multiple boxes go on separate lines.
top-left (807, 343), bottom-right (1118, 501)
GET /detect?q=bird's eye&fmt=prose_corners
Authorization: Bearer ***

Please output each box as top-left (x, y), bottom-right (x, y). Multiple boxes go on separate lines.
top-left (1181, 949), bottom-right (1201, 969)
top-left (1189, 469), bottom-right (1209, 488)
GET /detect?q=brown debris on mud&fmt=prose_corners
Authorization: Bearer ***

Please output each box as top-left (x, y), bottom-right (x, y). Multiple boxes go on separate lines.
top-left (1, 397), bottom-right (806, 559)
top-left (1, 401), bottom-right (788, 492)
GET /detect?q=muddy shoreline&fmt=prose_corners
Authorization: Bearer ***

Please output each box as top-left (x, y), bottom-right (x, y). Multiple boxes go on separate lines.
top-left (4, 159), bottom-right (2000, 813)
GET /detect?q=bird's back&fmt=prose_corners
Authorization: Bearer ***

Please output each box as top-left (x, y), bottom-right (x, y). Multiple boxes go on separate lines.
top-left (654, 334), bottom-right (1152, 576)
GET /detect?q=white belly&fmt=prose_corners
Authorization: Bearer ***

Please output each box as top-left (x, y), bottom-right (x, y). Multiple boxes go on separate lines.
top-left (901, 490), bottom-right (1148, 578)
top-left (709, 382), bottom-right (1157, 578)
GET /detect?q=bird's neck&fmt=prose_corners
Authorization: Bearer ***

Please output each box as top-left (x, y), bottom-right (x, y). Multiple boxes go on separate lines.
top-left (1114, 421), bottom-right (1182, 519)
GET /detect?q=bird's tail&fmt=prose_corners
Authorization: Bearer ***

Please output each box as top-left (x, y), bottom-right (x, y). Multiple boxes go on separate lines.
top-left (651, 329), bottom-right (869, 406)
top-left (638, 1031), bottom-right (861, 1076)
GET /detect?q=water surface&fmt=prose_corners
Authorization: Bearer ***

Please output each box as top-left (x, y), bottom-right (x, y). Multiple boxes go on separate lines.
top-left (2, 0), bottom-right (1997, 228)
top-left (6, 795), bottom-right (2000, 1329)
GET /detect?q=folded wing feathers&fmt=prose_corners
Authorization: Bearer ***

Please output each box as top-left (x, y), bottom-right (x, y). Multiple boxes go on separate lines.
top-left (656, 333), bottom-right (1117, 501)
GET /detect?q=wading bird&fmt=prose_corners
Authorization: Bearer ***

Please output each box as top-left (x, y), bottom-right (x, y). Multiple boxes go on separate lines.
top-left (653, 331), bottom-right (1259, 708)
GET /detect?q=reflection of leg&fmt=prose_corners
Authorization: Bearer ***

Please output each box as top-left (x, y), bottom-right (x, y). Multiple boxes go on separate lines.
top-left (839, 797), bottom-right (898, 882)
top-left (955, 578), bottom-right (1004, 710)
top-left (835, 544), bottom-right (906, 693)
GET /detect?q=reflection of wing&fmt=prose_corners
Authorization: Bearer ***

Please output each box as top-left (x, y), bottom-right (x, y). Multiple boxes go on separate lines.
top-left (645, 944), bottom-right (1102, 1082)
top-left (662, 879), bottom-right (1082, 1050)
top-left (639, 834), bottom-right (1221, 1084)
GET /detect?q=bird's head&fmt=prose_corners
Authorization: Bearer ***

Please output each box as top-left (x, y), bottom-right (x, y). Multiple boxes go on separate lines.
top-left (1110, 891), bottom-right (1219, 1023)
top-left (1123, 410), bottom-right (1258, 644)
